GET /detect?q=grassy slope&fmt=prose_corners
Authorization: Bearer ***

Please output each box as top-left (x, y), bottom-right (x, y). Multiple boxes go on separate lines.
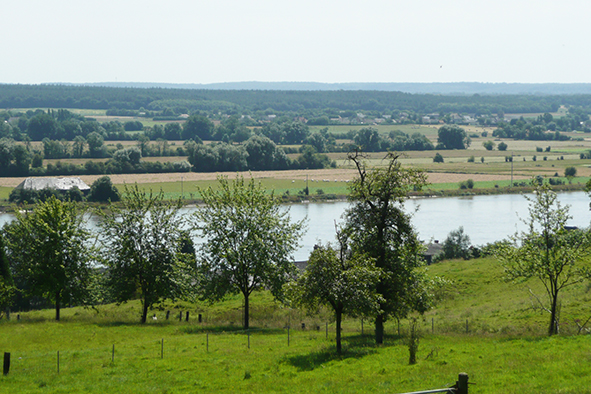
top-left (1, 257), bottom-right (591, 393)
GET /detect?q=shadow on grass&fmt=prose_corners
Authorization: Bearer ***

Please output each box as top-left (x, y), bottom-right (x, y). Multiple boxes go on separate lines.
top-left (284, 333), bottom-right (402, 371)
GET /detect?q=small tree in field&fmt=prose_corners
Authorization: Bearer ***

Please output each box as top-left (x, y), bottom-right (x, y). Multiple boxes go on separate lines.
top-left (286, 237), bottom-right (382, 354)
top-left (433, 152), bottom-right (444, 163)
top-left (195, 175), bottom-right (305, 329)
top-left (564, 166), bottom-right (577, 178)
top-left (98, 185), bottom-right (192, 323)
top-left (496, 184), bottom-right (591, 335)
top-left (4, 196), bottom-right (93, 320)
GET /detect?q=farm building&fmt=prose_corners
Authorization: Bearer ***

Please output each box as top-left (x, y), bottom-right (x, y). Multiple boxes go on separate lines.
top-left (14, 177), bottom-right (91, 194)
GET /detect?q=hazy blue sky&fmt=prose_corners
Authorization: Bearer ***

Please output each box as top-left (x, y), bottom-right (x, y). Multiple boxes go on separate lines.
top-left (2, 0), bottom-right (590, 84)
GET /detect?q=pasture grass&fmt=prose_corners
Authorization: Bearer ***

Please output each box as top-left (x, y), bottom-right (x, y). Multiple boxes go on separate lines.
top-left (2, 257), bottom-right (591, 393)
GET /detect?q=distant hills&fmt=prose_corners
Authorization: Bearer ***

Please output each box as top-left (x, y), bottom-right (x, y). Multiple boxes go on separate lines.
top-left (66, 82), bottom-right (591, 95)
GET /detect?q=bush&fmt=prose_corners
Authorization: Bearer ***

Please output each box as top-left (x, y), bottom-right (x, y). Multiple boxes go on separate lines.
top-left (433, 153), bottom-right (444, 163)
top-left (482, 141), bottom-right (495, 151)
top-left (88, 176), bottom-right (121, 202)
top-left (565, 166), bottom-right (577, 177)
top-left (497, 142), bottom-right (508, 151)
top-left (441, 227), bottom-right (471, 260)
top-left (467, 156), bottom-right (475, 163)
top-left (536, 147), bottom-right (543, 152)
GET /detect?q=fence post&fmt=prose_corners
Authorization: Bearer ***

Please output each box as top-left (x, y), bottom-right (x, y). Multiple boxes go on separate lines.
top-left (3, 352), bottom-right (9, 375)
top-left (457, 373), bottom-right (469, 394)
top-left (166, 311), bottom-right (170, 320)
top-left (161, 338), bottom-right (164, 359)
top-left (112, 344), bottom-right (115, 363)
top-left (186, 312), bottom-right (189, 322)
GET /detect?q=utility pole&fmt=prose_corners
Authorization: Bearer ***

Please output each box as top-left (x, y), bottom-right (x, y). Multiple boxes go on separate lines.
top-left (510, 152), bottom-right (514, 187)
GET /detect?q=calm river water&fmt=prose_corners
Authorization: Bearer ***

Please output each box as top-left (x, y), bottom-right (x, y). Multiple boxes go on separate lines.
top-left (1, 191), bottom-right (590, 261)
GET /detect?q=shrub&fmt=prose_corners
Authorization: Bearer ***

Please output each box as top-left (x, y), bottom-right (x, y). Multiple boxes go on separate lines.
top-left (467, 156), bottom-right (475, 163)
top-left (433, 153), bottom-right (444, 163)
top-left (536, 147), bottom-right (543, 152)
top-left (482, 141), bottom-right (495, 151)
top-left (565, 166), bottom-right (577, 177)
top-left (497, 142), bottom-right (508, 151)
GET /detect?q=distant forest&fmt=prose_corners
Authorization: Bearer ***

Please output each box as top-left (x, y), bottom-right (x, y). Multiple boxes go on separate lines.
top-left (3, 83), bottom-right (591, 116)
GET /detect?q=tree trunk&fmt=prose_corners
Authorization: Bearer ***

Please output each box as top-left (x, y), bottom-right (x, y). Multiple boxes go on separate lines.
top-left (141, 296), bottom-right (149, 324)
top-left (244, 293), bottom-right (249, 330)
top-left (549, 291), bottom-right (559, 336)
top-left (55, 292), bottom-right (60, 321)
top-left (375, 314), bottom-right (384, 344)
top-left (336, 308), bottom-right (342, 354)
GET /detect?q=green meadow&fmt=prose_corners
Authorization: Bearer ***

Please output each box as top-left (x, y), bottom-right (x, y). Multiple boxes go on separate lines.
top-left (2, 256), bottom-right (591, 393)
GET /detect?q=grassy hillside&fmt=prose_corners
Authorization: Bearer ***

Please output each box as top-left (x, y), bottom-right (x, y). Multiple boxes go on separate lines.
top-left (1, 256), bottom-right (591, 393)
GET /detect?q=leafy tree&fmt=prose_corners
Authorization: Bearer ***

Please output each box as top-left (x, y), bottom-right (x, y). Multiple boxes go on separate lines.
top-left (3, 196), bottom-right (93, 320)
top-left (296, 145), bottom-right (333, 169)
top-left (27, 113), bottom-right (59, 141)
top-left (433, 152), bottom-right (444, 163)
top-left (86, 132), bottom-right (105, 158)
top-left (437, 125), bottom-right (470, 149)
top-left (482, 140), bottom-right (495, 151)
top-left (282, 122), bottom-right (309, 144)
top-left (497, 141), bottom-right (508, 151)
top-left (286, 241), bottom-right (382, 354)
top-left (195, 175), bottom-right (305, 329)
top-left (0, 233), bottom-right (15, 313)
top-left (345, 152), bottom-right (432, 344)
top-left (564, 166), bottom-right (577, 177)
top-left (497, 184), bottom-right (591, 335)
top-left (97, 185), bottom-right (192, 324)
top-left (12, 144), bottom-right (31, 176)
top-left (244, 135), bottom-right (290, 171)
top-left (72, 135), bottom-right (86, 158)
top-left (183, 114), bottom-right (214, 140)
top-left (88, 176), bottom-right (121, 202)
top-left (441, 227), bottom-right (471, 260)
top-left (354, 127), bottom-right (382, 152)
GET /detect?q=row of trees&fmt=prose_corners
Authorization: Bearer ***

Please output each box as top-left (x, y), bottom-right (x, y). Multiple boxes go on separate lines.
top-left (0, 155), bottom-right (440, 353)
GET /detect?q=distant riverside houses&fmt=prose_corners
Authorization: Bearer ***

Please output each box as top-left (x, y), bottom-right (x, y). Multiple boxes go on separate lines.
top-left (14, 177), bottom-right (91, 195)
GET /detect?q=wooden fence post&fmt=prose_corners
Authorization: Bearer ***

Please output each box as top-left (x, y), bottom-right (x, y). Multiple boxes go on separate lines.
top-left (112, 344), bottom-right (115, 363)
top-left (161, 338), bottom-right (164, 359)
top-left (186, 312), bottom-right (189, 322)
top-left (3, 352), bottom-right (9, 375)
top-left (457, 373), bottom-right (469, 394)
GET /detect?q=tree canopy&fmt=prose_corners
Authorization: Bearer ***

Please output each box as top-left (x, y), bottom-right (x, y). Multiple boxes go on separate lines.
top-left (195, 175), bottom-right (305, 329)
top-left (97, 185), bottom-right (192, 323)
top-left (286, 240), bottom-right (382, 354)
top-left (496, 184), bottom-right (591, 335)
top-left (437, 125), bottom-right (470, 149)
top-left (3, 196), bottom-right (93, 320)
top-left (344, 151), bottom-right (433, 344)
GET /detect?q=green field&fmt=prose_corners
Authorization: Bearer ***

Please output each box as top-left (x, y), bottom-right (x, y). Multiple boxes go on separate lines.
top-left (2, 256), bottom-right (591, 393)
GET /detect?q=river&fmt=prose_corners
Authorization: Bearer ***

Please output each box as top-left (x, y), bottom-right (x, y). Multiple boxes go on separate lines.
top-left (1, 191), bottom-right (590, 261)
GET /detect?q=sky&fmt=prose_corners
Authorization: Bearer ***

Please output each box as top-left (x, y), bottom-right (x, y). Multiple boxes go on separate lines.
top-left (2, 0), bottom-right (591, 85)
